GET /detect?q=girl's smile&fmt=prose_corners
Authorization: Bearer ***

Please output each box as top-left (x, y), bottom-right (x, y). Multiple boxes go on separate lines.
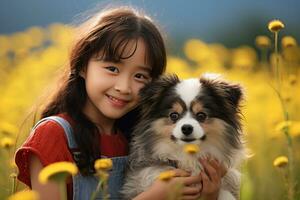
top-left (105, 94), bottom-right (130, 108)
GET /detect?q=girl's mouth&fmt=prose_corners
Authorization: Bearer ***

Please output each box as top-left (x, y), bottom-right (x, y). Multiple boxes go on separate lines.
top-left (106, 94), bottom-right (130, 108)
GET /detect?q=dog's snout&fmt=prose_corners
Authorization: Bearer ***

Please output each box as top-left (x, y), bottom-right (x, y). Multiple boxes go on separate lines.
top-left (181, 124), bottom-right (193, 135)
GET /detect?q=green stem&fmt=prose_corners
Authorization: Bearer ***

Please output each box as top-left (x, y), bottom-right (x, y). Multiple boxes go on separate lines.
top-left (275, 32), bottom-right (278, 55)
top-left (90, 180), bottom-right (103, 200)
top-left (274, 32), bottom-right (281, 92)
top-left (287, 146), bottom-right (295, 200)
top-left (273, 79), bottom-right (295, 200)
top-left (272, 31), bottom-right (295, 200)
top-left (59, 182), bottom-right (67, 200)
top-left (102, 180), bottom-right (109, 200)
top-left (10, 174), bottom-right (16, 195)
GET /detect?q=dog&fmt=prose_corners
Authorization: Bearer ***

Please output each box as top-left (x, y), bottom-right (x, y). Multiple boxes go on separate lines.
top-left (122, 74), bottom-right (246, 200)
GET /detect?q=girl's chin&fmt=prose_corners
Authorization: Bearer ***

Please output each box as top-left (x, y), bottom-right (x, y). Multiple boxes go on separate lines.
top-left (101, 108), bottom-right (132, 120)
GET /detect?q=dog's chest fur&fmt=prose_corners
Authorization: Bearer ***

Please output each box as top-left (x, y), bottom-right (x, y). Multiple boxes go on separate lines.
top-left (152, 140), bottom-right (227, 175)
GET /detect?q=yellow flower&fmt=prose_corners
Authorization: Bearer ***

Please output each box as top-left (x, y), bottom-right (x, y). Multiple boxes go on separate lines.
top-left (283, 96), bottom-right (291, 103)
top-left (268, 20), bottom-right (285, 32)
top-left (0, 137), bottom-right (14, 149)
top-left (183, 144), bottom-right (200, 155)
top-left (288, 74), bottom-right (297, 85)
top-left (184, 39), bottom-right (211, 63)
top-left (92, 159), bottom-right (113, 200)
top-left (0, 35), bottom-right (11, 56)
top-left (273, 156), bottom-right (288, 168)
top-left (10, 172), bottom-right (17, 179)
top-left (8, 190), bottom-right (39, 200)
top-left (94, 158), bottom-right (113, 171)
top-left (158, 170), bottom-right (176, 181)
top-left (231, 46), bottom-right (257, 70)
top-left (281, 36), bottom-right (297, 48)
top-left (275, 121), bottom-right (292, 133)
top-left (255, 36), bottom-right (271, 49)
top-left (0, 121), bottom-right (18, 135)
top-left (38, 162), bottom-right (78, 184)
top-left (290, 121), bottom-right (300, 137)
top-left (274, 121), bottom-right (300, 138)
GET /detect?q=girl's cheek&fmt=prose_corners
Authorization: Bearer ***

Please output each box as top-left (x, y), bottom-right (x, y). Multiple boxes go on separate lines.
top-left (134, 82), bottom-right (146, 93)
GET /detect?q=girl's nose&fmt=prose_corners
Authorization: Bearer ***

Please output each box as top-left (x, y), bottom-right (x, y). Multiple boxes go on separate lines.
top-left (114, 76), bottom-right (132, 94)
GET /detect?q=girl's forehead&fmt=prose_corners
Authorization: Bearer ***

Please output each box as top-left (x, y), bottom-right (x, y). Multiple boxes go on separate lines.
top-left (94, 38), bottom-right (151, 67)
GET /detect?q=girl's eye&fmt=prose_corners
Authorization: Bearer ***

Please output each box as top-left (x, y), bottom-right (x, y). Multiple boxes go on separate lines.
top-left (169, 112), bottom-right (180, 122)
top-left (105, 66), bottom-right (119, 73)
top-left (135, 73), bottom-right (150, 82)
top-left (196, 112), bottom-right (207, 122)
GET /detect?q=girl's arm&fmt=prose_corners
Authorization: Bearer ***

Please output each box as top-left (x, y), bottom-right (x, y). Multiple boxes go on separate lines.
top-left (30, 154), bottom-right (61, 200)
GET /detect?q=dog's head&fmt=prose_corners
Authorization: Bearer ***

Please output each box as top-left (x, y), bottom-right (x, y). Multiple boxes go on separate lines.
top-left (137, 73), bottom-right (244, 157)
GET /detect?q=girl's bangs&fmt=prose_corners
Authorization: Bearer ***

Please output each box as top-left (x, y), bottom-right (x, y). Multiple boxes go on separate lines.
top-left (94, 33), bottom-right (149, 66)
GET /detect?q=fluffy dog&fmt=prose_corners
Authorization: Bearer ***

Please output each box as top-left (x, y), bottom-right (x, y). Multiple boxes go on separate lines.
top-left (122, 74), bottom-right (246, 200)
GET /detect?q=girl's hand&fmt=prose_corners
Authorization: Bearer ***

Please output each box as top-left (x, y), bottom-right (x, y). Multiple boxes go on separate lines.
top-left (199, 157), bottom-right (227, 200)
top-left (133, 169), bottom-right (202, 200)
top-left (171, 168), bottom-right (202, 200)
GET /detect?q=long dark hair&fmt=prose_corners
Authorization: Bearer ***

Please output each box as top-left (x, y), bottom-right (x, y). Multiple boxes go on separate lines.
top-left (41, 6), bottom-right (166, 175)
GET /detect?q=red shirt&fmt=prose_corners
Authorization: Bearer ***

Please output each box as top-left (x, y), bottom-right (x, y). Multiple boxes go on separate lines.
top-left (15, 113), bottom-right (128, 200)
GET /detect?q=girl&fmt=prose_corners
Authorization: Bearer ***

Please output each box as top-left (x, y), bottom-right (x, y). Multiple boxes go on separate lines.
top-left (15, 6), bottom-right (225, 200)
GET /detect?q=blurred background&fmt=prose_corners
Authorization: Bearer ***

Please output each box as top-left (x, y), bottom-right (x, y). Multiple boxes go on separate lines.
top-left (1, 0), bottom-right (300, 49)
top-left (0, 0), bottom-right (300, 199)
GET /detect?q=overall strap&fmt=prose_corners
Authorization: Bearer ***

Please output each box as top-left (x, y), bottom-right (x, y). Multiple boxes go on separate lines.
top-left (32, 116), bottom-right (78, 149)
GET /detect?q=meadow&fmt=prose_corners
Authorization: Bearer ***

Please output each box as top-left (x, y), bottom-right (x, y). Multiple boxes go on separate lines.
top-left (0, 20), bottom-right (299, 199)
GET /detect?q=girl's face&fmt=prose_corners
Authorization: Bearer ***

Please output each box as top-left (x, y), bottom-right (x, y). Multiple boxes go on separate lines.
top-left (81, 38), bottom-right (151, 125)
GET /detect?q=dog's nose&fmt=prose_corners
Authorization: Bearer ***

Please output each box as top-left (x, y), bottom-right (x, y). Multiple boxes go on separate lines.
top-left (181, 124), bottom-right (193, 135)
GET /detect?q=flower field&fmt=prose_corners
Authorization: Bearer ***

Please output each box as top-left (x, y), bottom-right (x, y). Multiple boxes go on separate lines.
top-left (0, 21), bottom-right (299, 199)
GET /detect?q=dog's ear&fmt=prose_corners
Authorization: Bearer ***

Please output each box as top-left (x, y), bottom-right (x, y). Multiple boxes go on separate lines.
top-left (199, 74), bottom-right (243, 108)
top-left (226, 83), bottom-right (243, 107)
top-left (138, 74), bottom-right (180, 115)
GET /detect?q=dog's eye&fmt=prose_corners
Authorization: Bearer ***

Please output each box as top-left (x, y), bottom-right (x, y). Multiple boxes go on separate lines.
top-left (169, 112), bottom-right (180, 122)
top-left (196, 112), bottom-right (207, 122)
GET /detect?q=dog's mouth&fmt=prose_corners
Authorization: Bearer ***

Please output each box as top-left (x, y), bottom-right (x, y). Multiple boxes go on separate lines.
top-left (171, 136), bottom-right (196, 142)
top-left (171, 135), bottom-right (206, 142)
top-left (181, 138), bottom-right (196, 142)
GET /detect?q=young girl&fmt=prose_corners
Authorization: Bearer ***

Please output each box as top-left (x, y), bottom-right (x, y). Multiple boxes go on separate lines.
top-left (15, 6), bottom-right (225, 200)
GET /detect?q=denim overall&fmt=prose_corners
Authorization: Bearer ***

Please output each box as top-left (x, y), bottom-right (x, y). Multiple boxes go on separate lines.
top-left (32, 116), bottom-right (128, 200)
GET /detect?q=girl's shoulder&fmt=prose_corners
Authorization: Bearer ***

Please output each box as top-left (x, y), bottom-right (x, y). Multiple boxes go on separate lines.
top-left (26, 113), bottom-right (73, 144)
top-left (15, 113), bottom-right (74, 187)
